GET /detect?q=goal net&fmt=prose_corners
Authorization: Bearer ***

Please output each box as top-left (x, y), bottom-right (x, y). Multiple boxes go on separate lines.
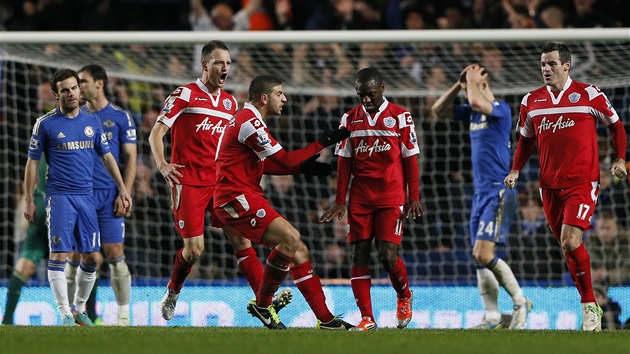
top-left (1, 29), bottom-right (628, 289)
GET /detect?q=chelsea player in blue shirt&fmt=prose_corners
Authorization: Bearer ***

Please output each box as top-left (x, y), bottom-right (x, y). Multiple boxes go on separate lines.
top-left (23, 69), bottom-right (133, 326)
top-left (432, 64), bottom-right (531, 329)
top-left (63, 64), bottom-right (137, 326)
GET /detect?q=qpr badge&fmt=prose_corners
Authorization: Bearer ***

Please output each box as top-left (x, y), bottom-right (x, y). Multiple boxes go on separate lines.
top-left (383, 117), bottom-right (396, 128)
top-left (568, 92), bottom-right (581, 103)
top-left (256, 209), bottom-right (266, 218)
top-left (178, 220), bottom-right (185, 229)
top-left (223, 98), bottom-right (233, 111)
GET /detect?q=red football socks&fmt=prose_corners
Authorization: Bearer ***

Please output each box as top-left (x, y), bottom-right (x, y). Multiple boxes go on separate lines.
top-left (257, 248), bottom-right (291, 307)
top-left (169, 248), bottom-right (192, 293)
top-left (388, 256), bottom-right (412, 299)
top-left (235, 247), bottom-right (264, 295)
top-left (565, 244), bottom-right (596, 303)
top-left (291, 260), bottom-right (333, 323)
top-left (351, 266), bottom-right (373, 320)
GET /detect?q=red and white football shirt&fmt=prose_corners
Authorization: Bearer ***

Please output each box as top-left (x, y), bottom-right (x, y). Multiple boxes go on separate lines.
top-left (335, 98), bottom-right (420, 206)
top-left (157, 79), bottom-right (237, 186)
top-left (214, 102), bottom-right (283, 207)
top-left (518, 78), bottom-right (620, 189)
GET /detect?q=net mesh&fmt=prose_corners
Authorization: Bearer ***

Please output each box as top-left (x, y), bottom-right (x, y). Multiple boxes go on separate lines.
top-left (1, 34), bottom-right (628, 287)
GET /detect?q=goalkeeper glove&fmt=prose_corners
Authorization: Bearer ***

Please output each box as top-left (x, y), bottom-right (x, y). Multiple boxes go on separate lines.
top-left (300, 154), bottom-right (332, 176)
top-left (317, 127), bottom-right (351, 147)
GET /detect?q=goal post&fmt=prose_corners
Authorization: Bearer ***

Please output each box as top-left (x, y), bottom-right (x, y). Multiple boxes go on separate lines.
top-left (1, 28), bottom-right (628, 289)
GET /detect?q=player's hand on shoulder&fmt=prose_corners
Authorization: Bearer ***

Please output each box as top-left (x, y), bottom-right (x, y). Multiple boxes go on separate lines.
top-left (319, 204), bottom-right (346, 223)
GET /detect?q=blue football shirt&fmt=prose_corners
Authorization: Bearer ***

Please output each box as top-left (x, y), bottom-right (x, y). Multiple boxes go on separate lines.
top-left (28, 108), bottom-right (111, 195)
top-left (82, 103), bottom-right (137, 189)
top-left (453, 100), bottom-right (512, 191)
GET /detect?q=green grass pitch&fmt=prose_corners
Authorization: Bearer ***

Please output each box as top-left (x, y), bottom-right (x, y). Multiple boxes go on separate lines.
top-left (0, 327), bottom-right (628, 354)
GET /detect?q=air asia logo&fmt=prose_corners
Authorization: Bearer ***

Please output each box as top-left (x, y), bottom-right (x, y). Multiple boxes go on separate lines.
top-left (354, 138), bottom-right (391, 156)
top-left (538, 116), bottom-right (575, 134)
top-left (195, 117), bottom-right (225, 134)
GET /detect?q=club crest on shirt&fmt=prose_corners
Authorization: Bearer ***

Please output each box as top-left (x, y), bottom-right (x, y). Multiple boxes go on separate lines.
top-left (52, 236), bottom-right (61, 245)
top-left (84, 126), bottom-right (94, 137)
top-left (256, 209), bottom-right (266, 218)
top-left (568, 92), bottom-right (581, 103)
top-left (178, 220), bottom-right (185, 229)
top-left (383, 116), bottom-right (396, 128)
top-left (103, 120), bottom-right (115, 128)
top-left (223, 98), bottom-right (233, 111)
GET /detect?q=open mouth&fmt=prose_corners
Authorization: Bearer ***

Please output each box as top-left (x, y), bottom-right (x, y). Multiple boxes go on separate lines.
top-left (219, 73), bottom-right (228, 84)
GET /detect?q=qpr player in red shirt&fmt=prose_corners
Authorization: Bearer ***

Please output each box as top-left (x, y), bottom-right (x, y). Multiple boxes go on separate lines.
top-left (320, 68), bottom-right (424, 331)
top-left (214, 74), bottom-right (352, 330)
top-left (149, 41), bottom-right (292, 323)
top-left (504, 42), bottom-right (627, 332)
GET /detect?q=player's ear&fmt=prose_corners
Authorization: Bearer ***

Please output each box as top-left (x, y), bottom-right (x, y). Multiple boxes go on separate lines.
top-left (260, 93), bottom-right (268, 105)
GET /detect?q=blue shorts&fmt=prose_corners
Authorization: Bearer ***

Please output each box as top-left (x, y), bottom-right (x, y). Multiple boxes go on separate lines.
top-left (94, 188), bottom-right (125, 244)
top-left (47, 194), bottom-right (100, 253)
top-left (469, 187), bottom-right (516, 246)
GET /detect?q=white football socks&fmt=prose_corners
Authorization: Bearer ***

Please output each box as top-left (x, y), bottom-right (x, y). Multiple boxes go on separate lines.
top-left (110, 259), bottom-right (131, 317)
top-left (476, 267), bottom-right (501, 322)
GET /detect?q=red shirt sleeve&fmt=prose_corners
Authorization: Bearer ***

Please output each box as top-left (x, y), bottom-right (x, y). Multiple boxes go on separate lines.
top-left (608, 120), bottom-right (627, 161)
top-left (403, 156), bottom-right (420, 201)
top-left (334, 156), bottom-right (352, 205)
top-left (512, 135), bottom-right (536, 172)
top-left (266, 141), bottom-right (324, 171)
top-left (263, 159), bottom-right (300, 175)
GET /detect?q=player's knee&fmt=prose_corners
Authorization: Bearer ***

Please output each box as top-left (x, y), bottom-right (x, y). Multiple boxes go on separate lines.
top-left (184, 243), bottom-right (204, 260)
top-left (378, 252), bottom-right (397, 271)
top-left (279, 229), bottom-right (300, 253)
top-left (560, 238), bottom-right (580, 252)
top-left (472, 249), bottom-right (493, 265)
top-left (293, 241), bottom-right (310, 263)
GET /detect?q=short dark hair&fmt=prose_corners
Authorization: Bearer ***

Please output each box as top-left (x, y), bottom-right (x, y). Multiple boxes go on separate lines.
top-left (355, 68), bottom-right (383, 86)
top-left (201, 40), bottom-right (229, 62)
top-left (50, 69), bottom-right (80, 94)
top-left (460, 66), bottom-right (491, 85)
top-left (249, 74), bottom-right (282, 102)
top-left (78, 64), bottom-right (108, 88)
top-left (542, 41), bottom-right (571, 64)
